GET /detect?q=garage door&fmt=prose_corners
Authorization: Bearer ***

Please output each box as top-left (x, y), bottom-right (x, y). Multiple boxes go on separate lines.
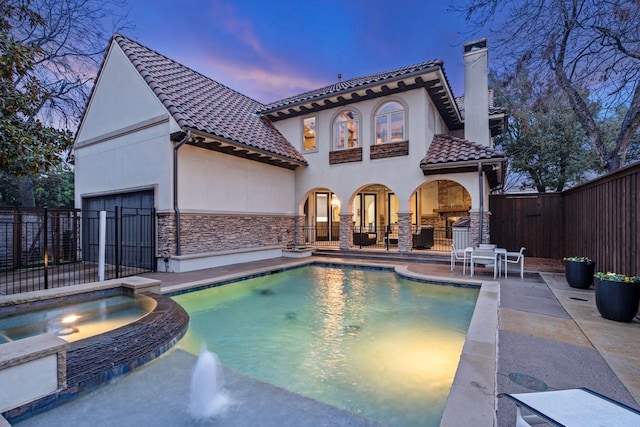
top-left (82, 190), bottom-right (155, 272)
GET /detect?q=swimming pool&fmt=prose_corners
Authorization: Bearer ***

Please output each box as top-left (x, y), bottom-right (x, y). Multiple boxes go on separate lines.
top-left (173, 265), bottom-right (479, 427)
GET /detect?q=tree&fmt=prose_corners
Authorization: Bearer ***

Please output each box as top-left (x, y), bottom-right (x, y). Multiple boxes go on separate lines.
top-left (491, 66), bottom-right (598, 192)
top-left (1, 0), bottom-right (128, 207)
top-left (0, 165), bottom-right (74, 207)
top-left (5, 0), bottom-right (129, 130)
top-left (0, 0), bottom-right (73, 177)
top-left (457, 0), bottom-right (640, 173)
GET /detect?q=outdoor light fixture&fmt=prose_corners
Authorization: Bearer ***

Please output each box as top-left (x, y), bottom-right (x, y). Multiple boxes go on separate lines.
top-left (58, 314), bottom-right (81, 336)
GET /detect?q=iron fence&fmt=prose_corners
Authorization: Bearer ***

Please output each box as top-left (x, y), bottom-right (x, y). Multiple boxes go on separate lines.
top-left (300, 224), bottom-right (455, 251)
top-left (0, 207), bottom-right (156, 295)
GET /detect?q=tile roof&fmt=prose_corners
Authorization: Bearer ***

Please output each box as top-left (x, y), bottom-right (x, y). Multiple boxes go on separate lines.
top-left (259, 60), bottom-right (445, 113)
top-left (112, 34), bottom-right (307, 165)
top-left (421, 134), bottom-right (505, 166)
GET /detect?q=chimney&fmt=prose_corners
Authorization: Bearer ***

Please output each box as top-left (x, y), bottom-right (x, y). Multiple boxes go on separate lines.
top-left (463, 38), bottom-right (490, 147)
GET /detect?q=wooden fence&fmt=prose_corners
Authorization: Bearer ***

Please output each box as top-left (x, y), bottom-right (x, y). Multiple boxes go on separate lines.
top-left (490, 161), bottom-right (640, 276)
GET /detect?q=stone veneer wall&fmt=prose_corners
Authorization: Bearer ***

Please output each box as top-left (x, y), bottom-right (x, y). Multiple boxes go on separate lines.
top-left (369, 140), bottom-right (409, 159)
top-left (469, 210), bottom-right (491, 247)
top-left (396, 212), bottom-right (412, 252)
top-left (329, 147), bottom-right (362, 164)
top-left (157, 212), bottom-right (296, 256)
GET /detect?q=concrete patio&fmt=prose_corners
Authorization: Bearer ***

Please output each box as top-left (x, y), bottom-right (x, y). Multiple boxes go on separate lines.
top-left (10, 255), bottom-right (639, 426)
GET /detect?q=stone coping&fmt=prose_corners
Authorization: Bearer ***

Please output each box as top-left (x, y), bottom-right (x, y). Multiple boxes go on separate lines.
top-left (0, 277), bottom-right (162, 308)
top-left (0, 334), bottom-right (68, 370)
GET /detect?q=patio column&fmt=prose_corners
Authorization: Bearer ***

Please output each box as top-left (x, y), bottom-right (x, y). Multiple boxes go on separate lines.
top-left (339, 212), bottom-right (353, 250)
top-left (294, 214), bottom-right (305, 246)
top-left (397, 211), bottom-right (412, 253)
top-left (469, 209), bottom-right (491, 246)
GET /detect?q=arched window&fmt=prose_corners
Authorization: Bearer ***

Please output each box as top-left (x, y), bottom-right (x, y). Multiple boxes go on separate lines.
top-left (375, 101), bottom-right (405, 144)
top-left (333, 110), bottom-right (359, 150)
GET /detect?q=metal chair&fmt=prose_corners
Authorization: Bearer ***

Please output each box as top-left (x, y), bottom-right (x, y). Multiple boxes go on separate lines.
top-left (450, 244), bottom-right (470, 274)
top-left (505, 247), bottom-right (526, 278)
top-left (470, 246), bottom-right (499, 278)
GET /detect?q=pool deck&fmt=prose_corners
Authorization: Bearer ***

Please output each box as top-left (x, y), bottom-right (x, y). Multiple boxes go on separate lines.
top-left (11, 255), bottom-right (640, 427)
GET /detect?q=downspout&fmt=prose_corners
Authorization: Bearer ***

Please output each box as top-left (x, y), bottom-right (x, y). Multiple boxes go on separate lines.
top-left (478, 161), bottom-right (484, 245)
top-left (173, 130), bottom-right (191, 256)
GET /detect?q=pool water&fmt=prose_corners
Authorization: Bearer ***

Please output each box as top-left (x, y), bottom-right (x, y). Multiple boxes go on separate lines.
top-left (173, 266), bottom-right (478, 427)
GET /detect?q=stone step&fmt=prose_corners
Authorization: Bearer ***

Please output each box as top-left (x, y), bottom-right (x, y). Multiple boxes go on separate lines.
top-left (311, 248), bottom-right (451, 265)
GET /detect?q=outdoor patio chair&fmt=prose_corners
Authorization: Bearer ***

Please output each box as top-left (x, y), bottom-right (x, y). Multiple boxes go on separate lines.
top-left (412, 226), bottom-right (434, 249)
top-left (470, 246), bottom-right (498, 278)
top-left (499, 388), bottom-right (640, 426)
top-left (353, 231), bottom-right (377, 246)
top-left (450, 244), bottom-right (469, 274)
top-left (505, 247), bottom-right (526, 278)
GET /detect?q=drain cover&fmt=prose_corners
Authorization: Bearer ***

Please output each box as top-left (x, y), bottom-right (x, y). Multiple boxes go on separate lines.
top-left (508, 372), bottom-right (549, 391)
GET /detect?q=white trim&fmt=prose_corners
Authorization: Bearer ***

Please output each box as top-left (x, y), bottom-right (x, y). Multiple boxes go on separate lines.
top-left (75, 114), bottom-right (170, 149)
top-left (162, 246), bottom-right (285, 273)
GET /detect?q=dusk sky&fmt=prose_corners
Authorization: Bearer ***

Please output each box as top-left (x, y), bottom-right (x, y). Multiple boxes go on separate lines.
top-left (123, 0), bottom-right (482, 104)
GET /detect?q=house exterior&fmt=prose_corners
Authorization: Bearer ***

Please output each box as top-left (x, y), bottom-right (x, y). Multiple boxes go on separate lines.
top-left (73, 35), bottom-right (506, 272)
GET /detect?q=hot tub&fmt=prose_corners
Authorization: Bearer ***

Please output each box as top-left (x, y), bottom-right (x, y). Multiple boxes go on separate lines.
top-left (0, 279), bottom-right (188, 424)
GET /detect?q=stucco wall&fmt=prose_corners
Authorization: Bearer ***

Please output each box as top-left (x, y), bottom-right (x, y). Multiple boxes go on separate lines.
top-left (273, 90), bottom-right (482, 212)
top-left (74, 121), bottom-right (173, 210)
top-left (75, 42), bottom-right (171, 144)
top-left (177, 145), bottom-right (296, 214)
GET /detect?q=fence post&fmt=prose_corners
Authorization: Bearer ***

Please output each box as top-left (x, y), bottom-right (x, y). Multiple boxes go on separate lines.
top-left (98, 210), bottom-right (106, 281)
top-left (115, 206), bottom-right (120, 279)
top-left (13, 212), bottom-right (22, 269)
top-left (44, 208), bottom-right (49, 289)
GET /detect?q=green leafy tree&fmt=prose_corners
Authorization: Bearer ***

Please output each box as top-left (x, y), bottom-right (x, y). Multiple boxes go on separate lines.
top-left (457, 0), bottom-right (640, 172)
top-left (0, 0), bottom-right (73, 177)
top-left (33, 166), bottom-right (74, 207)
top-left (491, 66), bottom-right (597, 192)
top-left (0, 166), bottom-right (73, 207)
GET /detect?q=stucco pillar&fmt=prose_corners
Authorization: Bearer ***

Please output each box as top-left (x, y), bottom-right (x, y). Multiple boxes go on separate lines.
top-left (397, 212), bottom-right (412, 253)
top-left (339, 213), bottom-right (353, 250)
top-left (469, 209), bottom-right (491, 246)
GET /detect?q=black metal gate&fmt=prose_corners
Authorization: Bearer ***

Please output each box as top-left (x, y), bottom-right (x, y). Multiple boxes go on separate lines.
top-left (0, 206), bottom-right (156, 295)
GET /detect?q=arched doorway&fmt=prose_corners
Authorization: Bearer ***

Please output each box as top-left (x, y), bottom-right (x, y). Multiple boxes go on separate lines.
top-left (301, 188), bottom-right (341, 246)
top-left (350, 184), bottom-right (398, 250)
top-left (411, 179), bottom-right (472, 251)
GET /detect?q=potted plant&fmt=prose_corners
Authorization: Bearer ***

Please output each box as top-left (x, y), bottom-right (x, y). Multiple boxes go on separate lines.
top-left (594, 272), bottom-right (640, 322)
top-left (563, 256), bottom-right (596, 289)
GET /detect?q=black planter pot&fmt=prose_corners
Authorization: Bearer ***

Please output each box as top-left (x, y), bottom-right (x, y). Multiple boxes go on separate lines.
top-left (594, 277), bottom-right (640, 322)
top-left (565, 260), bottom-right (595, 289)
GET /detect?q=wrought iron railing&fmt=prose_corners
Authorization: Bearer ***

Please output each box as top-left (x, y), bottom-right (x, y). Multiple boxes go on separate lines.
top-left (300, 224), bottom-right (462, 252)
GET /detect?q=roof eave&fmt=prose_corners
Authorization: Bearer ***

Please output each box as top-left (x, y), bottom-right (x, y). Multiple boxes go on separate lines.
top-left (260, 66), bottom-right (463, 129)
top-left (260, 64), bottom-right (443, 115)
top-left (171, 129), bottom-right (308, 170)
top-left (420, 157), bottom-right (507, 189)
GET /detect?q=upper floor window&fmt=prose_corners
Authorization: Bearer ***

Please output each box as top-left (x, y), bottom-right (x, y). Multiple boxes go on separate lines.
top-left (303, 117), bottom-right (317, 151)
top-left (375, 101), bottom-right (404, 144)
top-left (333, 110), bottom-right (359, 150)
